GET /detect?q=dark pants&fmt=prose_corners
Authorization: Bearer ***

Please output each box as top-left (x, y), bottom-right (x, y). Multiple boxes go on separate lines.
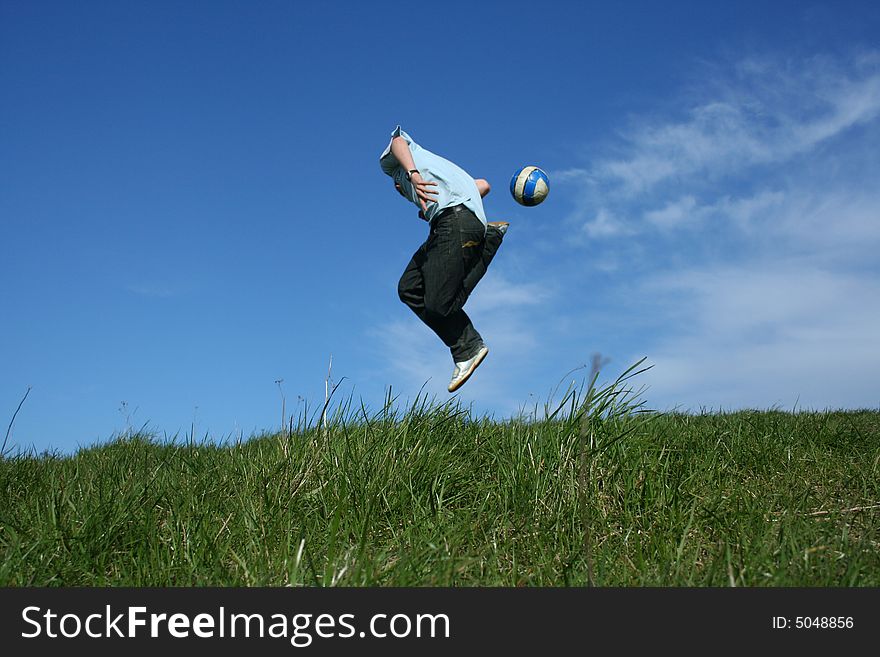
top-left (398, 204), bottom-right (503, 362)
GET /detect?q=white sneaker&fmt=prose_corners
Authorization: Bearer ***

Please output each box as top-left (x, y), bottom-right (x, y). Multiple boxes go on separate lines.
top-left (448, 345), bottom-right (489, 392)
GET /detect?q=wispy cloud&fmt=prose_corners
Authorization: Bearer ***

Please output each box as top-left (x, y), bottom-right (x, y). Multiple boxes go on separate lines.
top-left (644, 195), bottom-right (699, 230)
top-left (367, 272), bottom-right (555, 410)
top-left (636, 265), bottom-right (880, 410)
top-left (557, 52), bottom-right (880, 240)
top-left (368, 319), bottom-right (447, 391)
top-left (596, 54), bottom-right (880, 194)
top-left (641, 190), bottom-right (787, 233)
top-left (553, 50), bottom-right (880, 411)
top-left (466, 272), bottom-right (552, 313)
top-left (582, 207), bottom-right (633, 239)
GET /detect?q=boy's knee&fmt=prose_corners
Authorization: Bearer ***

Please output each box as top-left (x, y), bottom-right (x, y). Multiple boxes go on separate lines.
top-left (397, 279), bottom-right (414, 305)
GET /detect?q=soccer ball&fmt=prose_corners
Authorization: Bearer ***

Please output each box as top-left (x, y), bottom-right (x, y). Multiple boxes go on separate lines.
top-left (510, 166), bottom-right (550, 206)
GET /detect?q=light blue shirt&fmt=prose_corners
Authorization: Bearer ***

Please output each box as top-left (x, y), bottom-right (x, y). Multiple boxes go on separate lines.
top-left (380, 126), bottom-right (487, 227)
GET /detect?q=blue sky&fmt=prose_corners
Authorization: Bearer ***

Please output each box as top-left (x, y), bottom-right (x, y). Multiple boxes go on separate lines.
top-left (3, 0), bottom-right (879, 454)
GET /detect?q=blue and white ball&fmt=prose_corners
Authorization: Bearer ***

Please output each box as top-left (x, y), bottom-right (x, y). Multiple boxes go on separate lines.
top-left (510, 166), bottom-right (550, 206)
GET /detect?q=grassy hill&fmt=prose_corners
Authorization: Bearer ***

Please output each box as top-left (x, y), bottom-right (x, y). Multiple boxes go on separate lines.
top-left (2, 372), bottom-right (878, 586)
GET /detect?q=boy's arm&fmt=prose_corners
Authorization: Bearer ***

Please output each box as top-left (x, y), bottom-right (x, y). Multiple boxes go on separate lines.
top-left (390, 136), bottom-right (438, 213)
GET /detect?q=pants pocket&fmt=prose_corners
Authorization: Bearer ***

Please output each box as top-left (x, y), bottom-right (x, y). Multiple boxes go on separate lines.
top-left (459, 213), bottom-right (484, 247)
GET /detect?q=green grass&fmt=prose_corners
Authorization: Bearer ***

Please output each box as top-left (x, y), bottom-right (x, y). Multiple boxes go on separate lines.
top-left (2, 369), bottom-right (879, 586)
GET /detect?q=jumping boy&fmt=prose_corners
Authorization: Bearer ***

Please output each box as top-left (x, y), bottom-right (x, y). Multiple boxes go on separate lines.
top-left (380, 126), bottom-right (508, 392)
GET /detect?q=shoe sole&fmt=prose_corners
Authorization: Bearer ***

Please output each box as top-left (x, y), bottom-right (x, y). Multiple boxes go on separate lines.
top-left (448, 347), bottom-right (489, 393)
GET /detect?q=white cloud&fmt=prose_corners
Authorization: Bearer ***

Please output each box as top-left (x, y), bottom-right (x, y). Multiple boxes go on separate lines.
top-left (644, 195), bottom-right (699, 230)
top-left (712, 191), bottom-right (787, 231)
top-left (595, 58), bottom-right (880, 194)
top-left (610, 102), bottom-right (776, 189)
top-left (555, 51), bottom-right (880, 411)
top-left (466, 273), bottom-right (552, 313)
top-left (769, 191), bottom-right (880, 257)
top-left (646, 265), bottom-right (879, 340)
top-left (367, 273), bottom-right (554, 406)
top-left (641, 190), bottom-right (788, 233)
top-left (554, 52), bottom-right (880, 245)
top-left (637, 265), bottom-right (880, 410)
top-left (368, 319), bottom-right (446, 391)
top-left (582, 207), bottom-right (632, 238)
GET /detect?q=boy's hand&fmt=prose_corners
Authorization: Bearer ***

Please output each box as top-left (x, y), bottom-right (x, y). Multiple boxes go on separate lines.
top-left (409, 172), bottom-right (438, 213)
